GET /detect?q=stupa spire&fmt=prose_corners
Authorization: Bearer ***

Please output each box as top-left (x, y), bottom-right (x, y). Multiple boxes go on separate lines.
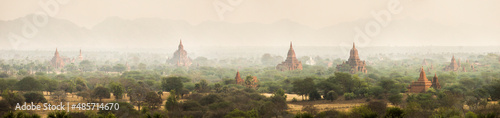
top-left (418, 66), bottom-right (428, 81)
top-left (178, 39), bottom-right (184, 50)
top-left (235, 70), bottom-right (243, 85)
top-left (431, 73), bottom-right (441, 89)
top-left (276, 42), bottom-right (302, 71)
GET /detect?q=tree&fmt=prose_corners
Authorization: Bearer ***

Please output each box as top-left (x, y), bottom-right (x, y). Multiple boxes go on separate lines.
top-left (225, 109), bottom-right (259, 118)
top-left (195, 79), bottom-right (210, 93)
top-left (325, 91), bottom-right (338, 101)
top-left (308, 90), bottom-right (322, 101)
top-left (128, 84), bottom-right (148, 111)
top-left (38, 77), bottom-right (58, 95)
top-left (23, 92), bottom-right (47, 105)
top-left (214, 83), bottom-right (222, 93)
top-left (1, 90), bottom-right (25, 110)
top-left (292, 78), bottom-right (316, 100)
top-left (113, 64), bottom-right (127, 73)
top-left (109, 82), bottom-right (124, 100)
top-left (388, 93), bottom-right (403, 106)
top-left (294, 112), bottom-right (314, 118)
top-left (144, 91), bottom-right (162, 110)
top-left (58, 80), bottom-right (75, 96)
top-left (15, 76), bottom-right (42, 91)
top-left (92, 86), bottom-right (111, 103)
top-left (378, 79), bottom-right (397, 98)
top-left (385, 107), bottom-right (406, 118)
top-left (273, 88), bottom-right (287, 100)
top-left (165, 90), bottom-right (179, 111)
top-left (161, 76), bottom-right (184, 95)
top-left (316, 79), bottom-right (341, 98)
top-left (261, 93), bottom-right (288, 117)
top-left (367, 101), bottom-right (387, 116)
top-left (138, 63), bottom-right (147, 70)
top-left (261, 53), bottom-right (275, 65)
top-left (344, 92), bottom-right (356, 100)
top-left (0, 79), bottom-right (7, 94)
top-left (64, 63), bottom-right (78, 72)
top-left (3, 111), bottom-right (41, 118)
top-left (332, 72), bottom-right (355, 93)
top-left (47, 110), bottom-right (71, 118)
top-left (486, 79), bottom-right (500, 100)
top-left (51, 90), bottom-right (67, 103)
top-left (75, 78), bottom-right (88, 92)
top-left (79, 60), bottom-right (95, 72)
top-left (245, 76), bottom-right (258, 89)
top-left (350, 105), bottom-right (377, 118)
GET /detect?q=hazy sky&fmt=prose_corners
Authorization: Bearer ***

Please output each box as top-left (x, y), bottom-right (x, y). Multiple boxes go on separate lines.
top-left (1, 0), bottom-right (500, 49)
top-left (2, 0), bottom-right (499, 29)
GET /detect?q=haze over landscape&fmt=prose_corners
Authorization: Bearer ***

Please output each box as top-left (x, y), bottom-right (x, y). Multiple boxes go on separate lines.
top-left (2, 1), bottom-right (500, 118)
top-left (1, 0), bottom-right (499, 51)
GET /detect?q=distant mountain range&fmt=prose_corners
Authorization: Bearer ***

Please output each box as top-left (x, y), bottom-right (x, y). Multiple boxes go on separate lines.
top-left (0, 14), bottom-right (498, 50)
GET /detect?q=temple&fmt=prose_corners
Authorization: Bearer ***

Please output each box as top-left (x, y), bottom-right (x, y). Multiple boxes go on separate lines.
top-left (336, 43), bottom-right (367, 74)
top-left (248, 76), bottom-right (259, 88)
top-left (234, 71), bottom-right (259, 88)
top-left (276, 42), bottom-right (303, 71)
top-left (407, 67), bottom-right (433, 93)
top-left (431, 74), bottom-right (441, 89)
top-left (50, 48), bottom-right (65, 69)
top-left (235, 70), bottom-right (243, 85)
top-left (443, 56), bottom-right (459, 71)
top-left (167, 40), bottom-right (192, 67)
top-left (78, 49), bottom-right (83, 61)
top-left (422, 59), bottom-right (428, 66)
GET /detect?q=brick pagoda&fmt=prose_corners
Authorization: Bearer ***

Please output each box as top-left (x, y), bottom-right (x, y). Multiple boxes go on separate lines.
top-left (336, 43), bottom-right (367, 74)
top-left (167, 40), bottom-right (192, 67)
top-left (276, 42), bottom-right (303, 71)
top-left (408, 67), bottom-right (433, 93)
top-left (50, 48), bottom-right (65, 69)
top-left (431, 74), bottom-right (441, 89)
top-left (443, 56), bottom-right (459, 71)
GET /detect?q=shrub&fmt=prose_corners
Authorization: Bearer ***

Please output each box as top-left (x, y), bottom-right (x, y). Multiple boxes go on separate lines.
top-left (385, 107), bottom-right (405, 118)
top-left (344, 92), bottom-right (356, 100)
top-left (465, 111), bottom-right (477, 118)
top-left (294, 112), bottom-right (314, 118)
top-left (308, 90), bottom-right (321, 101)
top-left (350, 105), bottom-right (377, 118)
top-left (224, 109), bottom-right (259, 118)
top-left (325, 91), bottom-right (338, 101)
top-left (292, 97), bottom-right (298, 102)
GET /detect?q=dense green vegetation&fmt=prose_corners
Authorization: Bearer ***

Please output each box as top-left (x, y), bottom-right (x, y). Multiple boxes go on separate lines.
top-left (0, 53), bottom-right (500, 117)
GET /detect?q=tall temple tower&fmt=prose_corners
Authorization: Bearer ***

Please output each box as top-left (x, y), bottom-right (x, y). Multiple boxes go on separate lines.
top-left (50, 48), bottom-right (65, 69)
top-left (408, 67), bottom-right (433, 93)
top-left (276, 42), bottom-right (303, 71)
top-left (336, 43), bottom-right (367, 74)
top-left (167, 40), bottom-right (192, 67)
top-left (422, 59), bottom-right (428, 66)
top-left (431, 74), bottom-right (441, 89)
top-left (443, 55), bottom-right (459, 71)
top-left (78, 49), bottom-right (83, 61)
top-left (235, 70), bottom-right (243, 85)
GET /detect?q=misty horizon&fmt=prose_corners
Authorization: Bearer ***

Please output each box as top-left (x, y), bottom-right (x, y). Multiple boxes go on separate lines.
top-left (1, 0), bottom-right (500, 50)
